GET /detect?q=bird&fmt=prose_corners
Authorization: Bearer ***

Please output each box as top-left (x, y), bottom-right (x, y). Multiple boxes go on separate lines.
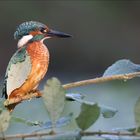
top-left (2, 21), bottom-right (71, 111)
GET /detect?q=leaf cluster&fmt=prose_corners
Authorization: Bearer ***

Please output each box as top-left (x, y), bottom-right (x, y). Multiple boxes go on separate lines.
top-left (1, 59), bottom-right (140, 139)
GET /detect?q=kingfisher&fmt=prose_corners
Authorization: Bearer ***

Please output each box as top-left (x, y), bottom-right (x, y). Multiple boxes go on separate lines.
top-left (2, 21), bottom-right (71, 110)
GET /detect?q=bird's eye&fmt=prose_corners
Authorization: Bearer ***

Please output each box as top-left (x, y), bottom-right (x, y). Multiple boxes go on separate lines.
top-left (40, 28), bottom-right (47, 33)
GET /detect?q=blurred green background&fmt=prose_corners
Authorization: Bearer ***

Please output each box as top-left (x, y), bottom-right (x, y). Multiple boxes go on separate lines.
top-left (0, 0), bottom-right (140, 138)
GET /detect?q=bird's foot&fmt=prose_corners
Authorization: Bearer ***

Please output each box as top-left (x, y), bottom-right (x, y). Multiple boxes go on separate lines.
top-left (4, 95), bottom-right (23, 112)
top-left (30, 90), bottom-right (42, 98)
top-left (9, 94), bottom-right (23, 102)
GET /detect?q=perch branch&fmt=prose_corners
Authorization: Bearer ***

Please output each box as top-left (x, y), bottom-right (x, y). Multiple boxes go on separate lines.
top-left (2, 131), bottom-right (140, 139)
top-left (63, 72), bottom-right (140, 89)
top-left (4, 92), bottom-right (41, 111)
top-left (4, 72), bottom-right (140, 108)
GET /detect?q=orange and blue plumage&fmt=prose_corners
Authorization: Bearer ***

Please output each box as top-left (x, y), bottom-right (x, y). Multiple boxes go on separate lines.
top-left (2, 21), bottom-right (71, 110)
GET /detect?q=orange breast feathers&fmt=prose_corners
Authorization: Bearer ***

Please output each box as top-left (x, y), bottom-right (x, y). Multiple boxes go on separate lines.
top-left (9, 41), bottom-right (49, 98)
top-left (27, 41), bottom-right (50, 84)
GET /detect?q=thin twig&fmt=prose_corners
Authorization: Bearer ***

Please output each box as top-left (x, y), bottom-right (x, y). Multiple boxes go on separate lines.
top-left (2, 131), bottom-right (140, 139)
top-left (3, 132), bottom-right (50, 139)
top-left (63, 72), bottom-right (140, 89)
top-left (81, 131), bottom-right (140, 137)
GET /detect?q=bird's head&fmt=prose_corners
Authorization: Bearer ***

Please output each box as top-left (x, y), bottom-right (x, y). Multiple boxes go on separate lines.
top-left (14, 21), bottom-right (71, 48)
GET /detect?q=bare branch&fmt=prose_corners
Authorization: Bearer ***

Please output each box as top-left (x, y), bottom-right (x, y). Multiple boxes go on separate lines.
top-left (63, 72), bottom-right (140, 89)
top-left (81, 131), bottom-right (140, 137)
top-left (4, 72), bottom-right (140, 110)
top-left (2, 131), bottom-right (140, 139)
top-left (3, 132), bottom-right (50, 139)
top-left (4, 92), bottom-right (41, 111)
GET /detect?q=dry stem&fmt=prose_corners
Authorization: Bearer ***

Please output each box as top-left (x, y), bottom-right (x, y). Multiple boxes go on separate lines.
top-left (1, 131), bottom-right (140, 139)
top-left (4, 72), bottom-right (140, 109)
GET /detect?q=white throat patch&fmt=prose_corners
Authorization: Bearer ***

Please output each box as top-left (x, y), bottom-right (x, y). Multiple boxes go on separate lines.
top-left (17, 35), bottom-right (33, 48)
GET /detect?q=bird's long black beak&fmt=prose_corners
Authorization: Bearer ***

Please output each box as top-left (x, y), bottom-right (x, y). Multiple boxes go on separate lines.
top-left (47, 29), bottom-right (72, 38)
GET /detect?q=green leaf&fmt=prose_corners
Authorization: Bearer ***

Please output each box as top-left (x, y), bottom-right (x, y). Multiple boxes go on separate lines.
top-left (125, 126), bottom-right (140, 133)
top-left (103, 59), bottom-right (140, 77)
top-left (34, 113), bottom-right (73, 132)
top-left (113, 126), bottom-right (140, 132)
top-left (65, 93), bottom-right (84, 101)
top-left (134, 96), bottom-right (140, 127)
top-left (76, 103), bottom-right (100, 130)
top-left (43, 77), bottom-right (65, 128)
top-left (68, 97), bottom-right (117, 119)
top-left (0, 110), bottom-right (11, 132)
top-left (100, 104), bottom-right (118, 118)
top-left (12, 113), bottom-right (73, 130)
top-left (11, 116), bottom-right (42, 126)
